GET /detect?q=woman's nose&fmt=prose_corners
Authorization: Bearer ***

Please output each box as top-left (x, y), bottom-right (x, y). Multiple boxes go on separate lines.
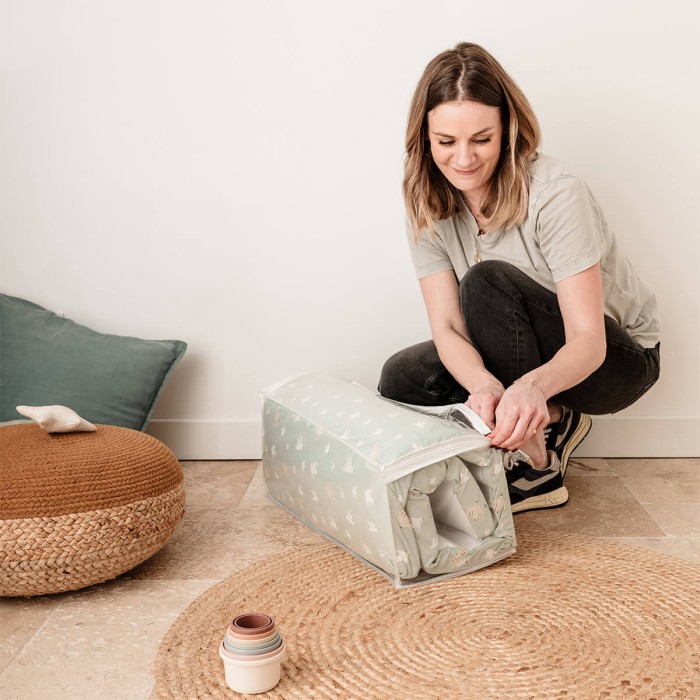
top-left (454, 142), bottom-right (475, 167)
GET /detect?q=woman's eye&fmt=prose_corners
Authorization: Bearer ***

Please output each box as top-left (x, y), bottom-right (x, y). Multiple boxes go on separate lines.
top-left (438, 140), bottom-right (455, 146)
top-left (474, 138), bottom-right (492, 145)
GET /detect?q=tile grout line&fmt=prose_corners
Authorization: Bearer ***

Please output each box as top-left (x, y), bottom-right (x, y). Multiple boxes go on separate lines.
top-left (233, 468), bottom-right (259, 508)
top-left (634, 496), bottom-right (698, 537)
top-left (609, 474), bottom-right (672, 538)
top-left (638, 501), bottom-right (700, 506)
top-left (0, 602), bottom-right (60, 679)
top-left (603, 456), bottom-right (700, 534)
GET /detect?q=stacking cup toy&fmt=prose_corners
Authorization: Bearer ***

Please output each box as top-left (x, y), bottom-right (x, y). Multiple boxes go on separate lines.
top-left (219, 613), bottom-right (285, 693)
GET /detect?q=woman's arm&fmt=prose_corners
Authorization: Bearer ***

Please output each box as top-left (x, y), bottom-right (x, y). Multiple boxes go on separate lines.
top-left (419, 270), bottom-right (504, 428)
top-left (488, 263), bottom-right (607, 450)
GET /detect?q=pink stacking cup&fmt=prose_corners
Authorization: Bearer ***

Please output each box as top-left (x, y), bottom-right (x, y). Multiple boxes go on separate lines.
top-left (231, 613), bottom-right (274, 636)
top-left (227, 627), bottom-right (279, 642)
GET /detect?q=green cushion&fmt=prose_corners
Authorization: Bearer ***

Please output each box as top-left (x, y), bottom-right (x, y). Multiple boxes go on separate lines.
top-left (0, 294), bottom-right (187, 431)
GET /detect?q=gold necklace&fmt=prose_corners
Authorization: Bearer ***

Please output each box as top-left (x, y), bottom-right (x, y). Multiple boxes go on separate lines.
top-left (464, 199), bottom-right (487, 264)
top-left (474, 228), bottom-right (485, 264)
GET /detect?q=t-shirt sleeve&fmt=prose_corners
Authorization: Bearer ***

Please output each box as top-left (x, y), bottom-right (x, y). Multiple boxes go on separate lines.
top-left (405, 217), bottom-right (455, 279)
top-left (533, 175), bottom-right (605, 283)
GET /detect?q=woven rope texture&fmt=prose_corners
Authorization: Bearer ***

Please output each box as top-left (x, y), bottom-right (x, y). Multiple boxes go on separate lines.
top-left (154, 531), bottom-right (700, 700)
top-left (0, 424), bottom-right (183, 517)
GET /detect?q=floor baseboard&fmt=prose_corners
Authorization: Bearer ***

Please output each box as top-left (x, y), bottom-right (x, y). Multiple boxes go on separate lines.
top-left (147, 417), bottom-right (700, 460)
top-left (575, 416), bottom-right (698, 458)
top-left (147, 419), bottom-right (262, 461)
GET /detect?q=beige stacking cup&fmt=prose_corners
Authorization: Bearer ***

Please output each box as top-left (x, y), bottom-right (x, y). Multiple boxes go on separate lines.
top-left (219, 613), bottom-right (285, 693)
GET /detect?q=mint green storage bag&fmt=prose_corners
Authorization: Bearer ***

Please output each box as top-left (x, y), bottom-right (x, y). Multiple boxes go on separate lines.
top-left (262, 373), bottom-right (516, 588)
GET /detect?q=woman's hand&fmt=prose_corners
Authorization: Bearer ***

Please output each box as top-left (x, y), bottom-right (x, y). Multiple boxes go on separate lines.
top-left (465, 379), bottom-right (505, 430)
top-left (487, 380), bottom-right (550, 450)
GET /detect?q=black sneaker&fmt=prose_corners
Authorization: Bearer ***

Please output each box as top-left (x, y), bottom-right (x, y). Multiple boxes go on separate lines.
top-left (507, 452), bottom-right (569, 513)
top-left (545, 408), bottom-right (592, 477)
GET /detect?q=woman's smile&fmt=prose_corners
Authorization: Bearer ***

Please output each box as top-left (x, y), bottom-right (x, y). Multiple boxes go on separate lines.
top-left (452, 165), bottom-right (481, 177)
top-left (427, 100), bottom-right (503, 208)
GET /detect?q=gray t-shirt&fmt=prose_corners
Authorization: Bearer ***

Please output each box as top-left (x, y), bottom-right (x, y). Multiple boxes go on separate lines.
top-left (406, 154), bottom-right (660, 348)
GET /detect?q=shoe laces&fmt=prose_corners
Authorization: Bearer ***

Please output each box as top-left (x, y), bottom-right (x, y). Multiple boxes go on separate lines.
top-left (502, 424), bottom-right (555, 471)
top-left (504, 449), bottom-right (531, 471)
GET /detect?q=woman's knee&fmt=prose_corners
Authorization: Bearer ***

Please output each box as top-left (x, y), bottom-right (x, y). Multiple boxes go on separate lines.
top-left (378, 341), bottom-right (443, 401)
top-left (459, 260), bottom-right (523, 302)
top-left (378, 349), bottom-right (408, 399)
top-left (458, 261), bottom-right (524, 340)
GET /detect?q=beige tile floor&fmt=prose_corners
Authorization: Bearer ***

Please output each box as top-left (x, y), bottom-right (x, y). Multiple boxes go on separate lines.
top-left (1, 458), bottom-right (699, 699)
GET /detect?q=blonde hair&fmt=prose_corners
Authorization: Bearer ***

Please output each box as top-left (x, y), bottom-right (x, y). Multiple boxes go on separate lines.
top-left (404, 42), bottom-right (541, 239)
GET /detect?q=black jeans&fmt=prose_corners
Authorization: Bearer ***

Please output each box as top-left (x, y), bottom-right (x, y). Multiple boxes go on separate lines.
top-left (379, 261), bottom-right (660, 415)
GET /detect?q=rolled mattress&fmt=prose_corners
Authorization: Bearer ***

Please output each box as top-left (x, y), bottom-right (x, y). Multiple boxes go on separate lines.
top-left (262, 373), bottom-right (516, 587)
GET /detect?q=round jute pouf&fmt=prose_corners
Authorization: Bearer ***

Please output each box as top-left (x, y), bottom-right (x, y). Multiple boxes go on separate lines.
top-left (154, 531), bottom-right (700, 700)
top-left (0, 423), bottom-right (185, 597)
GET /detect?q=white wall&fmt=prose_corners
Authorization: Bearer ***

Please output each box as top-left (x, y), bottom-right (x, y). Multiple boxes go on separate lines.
top-left (1, 0), bottom-right (698, 458)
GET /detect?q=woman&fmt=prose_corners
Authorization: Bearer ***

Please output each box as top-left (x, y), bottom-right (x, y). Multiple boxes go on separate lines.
top-left (378, 43), bottom-right (660, 513)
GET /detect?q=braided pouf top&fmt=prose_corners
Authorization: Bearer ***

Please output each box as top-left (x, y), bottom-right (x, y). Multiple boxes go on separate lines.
top-left (154, 531), bottom-right (700, 700)
top-left (0, 424), bottom-right (182, 518)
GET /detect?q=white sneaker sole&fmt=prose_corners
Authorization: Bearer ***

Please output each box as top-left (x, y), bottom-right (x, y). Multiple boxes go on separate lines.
top-left (511, 485), bottom-right (569, 513)
top-left (560, 413), bottom-right (593, 477)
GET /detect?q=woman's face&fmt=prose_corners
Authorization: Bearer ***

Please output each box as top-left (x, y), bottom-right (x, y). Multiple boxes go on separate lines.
top-left (427, 100), bottom-right (503, 208)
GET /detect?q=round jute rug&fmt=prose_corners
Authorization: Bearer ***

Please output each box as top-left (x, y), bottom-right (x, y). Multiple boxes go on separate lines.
top-left (153, 530), bottom-right (700, 699)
